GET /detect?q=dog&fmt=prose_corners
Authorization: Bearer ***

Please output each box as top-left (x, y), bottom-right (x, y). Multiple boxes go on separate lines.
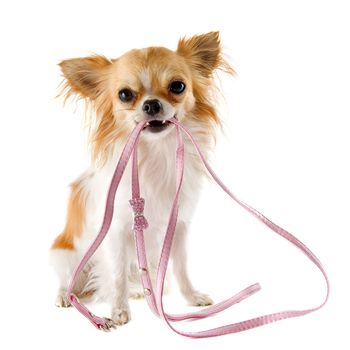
top-left (50, 31), bottom-right (233, 327)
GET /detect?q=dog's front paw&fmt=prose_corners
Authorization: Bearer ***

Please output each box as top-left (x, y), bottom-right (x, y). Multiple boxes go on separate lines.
top-left (55, 290), bottom-right (72, 308)
top-left (188, 291), bottom-right (213, 306)
top-left (112, 306), bottom-right (131, 326)
top-left (99, 318), bottom-right (117, 332)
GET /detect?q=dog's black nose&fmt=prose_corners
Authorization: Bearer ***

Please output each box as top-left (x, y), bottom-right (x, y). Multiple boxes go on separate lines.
top-left (142, 99), bottom-right (162, 116)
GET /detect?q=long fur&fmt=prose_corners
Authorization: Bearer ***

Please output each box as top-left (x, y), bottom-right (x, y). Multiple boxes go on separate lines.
top-left (50, 31), bottom-right (234, 326)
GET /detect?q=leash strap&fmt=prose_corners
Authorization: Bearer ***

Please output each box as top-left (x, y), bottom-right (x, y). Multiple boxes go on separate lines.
top-left (67, 118), bottom-right (329, 336)
top-left (66, 120), bottom-right (147, 330)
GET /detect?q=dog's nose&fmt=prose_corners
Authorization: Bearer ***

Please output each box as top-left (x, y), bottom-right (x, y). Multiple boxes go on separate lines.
top-left (142, 99), bottom-right (162, 116)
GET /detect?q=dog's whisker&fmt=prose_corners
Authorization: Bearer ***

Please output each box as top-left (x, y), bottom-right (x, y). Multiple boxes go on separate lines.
top-left (115, 108), bottom-right (136, 112)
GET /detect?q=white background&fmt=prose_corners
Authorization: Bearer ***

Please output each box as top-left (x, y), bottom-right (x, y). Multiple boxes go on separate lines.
top-left (0, 0), bottom-right (349, 348)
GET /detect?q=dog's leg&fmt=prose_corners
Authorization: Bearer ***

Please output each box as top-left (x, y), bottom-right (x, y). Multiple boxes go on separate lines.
top-left (50, 248), bottom-right (78, 308)
top-left (50, 172), bottom-right (93, 307)
top-left (109, 227), bottom-right (131, 326)
top-left (171, 221), bottom-right (213, 306)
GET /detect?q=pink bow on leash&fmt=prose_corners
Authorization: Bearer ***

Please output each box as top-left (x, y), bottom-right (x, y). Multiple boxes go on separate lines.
top-left (129, 198), bottom-right (149, 231)
top-left (66, 118), bottom-right (329, 337)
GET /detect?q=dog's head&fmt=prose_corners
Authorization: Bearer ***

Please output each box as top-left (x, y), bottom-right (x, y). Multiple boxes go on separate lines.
top-left (59, 32), bottom-right (233, 164)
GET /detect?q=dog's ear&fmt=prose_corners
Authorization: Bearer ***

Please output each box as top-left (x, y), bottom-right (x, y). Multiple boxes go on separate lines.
top-left (59, 55), bottom-right (112, 100)
top-left (177, 31), bottom-right (223, 78)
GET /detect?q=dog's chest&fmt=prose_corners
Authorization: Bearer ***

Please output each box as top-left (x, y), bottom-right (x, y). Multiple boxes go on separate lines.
top-left (89, 139), bottom-right (204, 235)
top-left (136, 142), bottom-right (203, 227)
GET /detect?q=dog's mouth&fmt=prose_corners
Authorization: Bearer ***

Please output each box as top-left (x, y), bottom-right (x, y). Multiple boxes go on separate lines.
top-left (143, 117), bottom-right (176, 133)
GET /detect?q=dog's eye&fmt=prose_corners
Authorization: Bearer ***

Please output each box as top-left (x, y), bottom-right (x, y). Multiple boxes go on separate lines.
top-left (169, 81), bottom-right (186, 94)
top-left (119, 89), bottom-right (135, 102)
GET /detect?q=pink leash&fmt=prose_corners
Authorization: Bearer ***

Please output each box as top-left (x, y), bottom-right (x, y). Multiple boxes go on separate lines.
top-left (66, 118), bottom-right (329, 337)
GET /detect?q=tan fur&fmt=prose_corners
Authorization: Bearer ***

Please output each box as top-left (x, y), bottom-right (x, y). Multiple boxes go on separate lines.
top-left (177, 32), bottom-right (234, 77)
top-left (59, 55), bottom-right (112, 99)
top-left (51, 178), bottom-right (86, 250)
top-left (176, 32), bottom-right (234, 144)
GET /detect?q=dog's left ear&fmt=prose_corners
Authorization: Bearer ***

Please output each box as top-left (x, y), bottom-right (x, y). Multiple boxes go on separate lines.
top-left (177, 31), bottom-right (222, 78)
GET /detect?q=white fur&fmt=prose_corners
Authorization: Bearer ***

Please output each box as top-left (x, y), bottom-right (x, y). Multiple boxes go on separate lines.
top-left (50, 123), bottom-right (213, 324)
top-left (139, 68), bottom-right (151, 93)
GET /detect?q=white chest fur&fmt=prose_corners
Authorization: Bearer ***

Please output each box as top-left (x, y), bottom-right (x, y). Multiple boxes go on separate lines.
top-left (78, 131), bottom-right (206, 260)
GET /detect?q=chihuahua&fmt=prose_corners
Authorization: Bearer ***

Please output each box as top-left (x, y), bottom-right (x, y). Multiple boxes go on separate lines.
top-left (50, 31), bottom-right (233, 326)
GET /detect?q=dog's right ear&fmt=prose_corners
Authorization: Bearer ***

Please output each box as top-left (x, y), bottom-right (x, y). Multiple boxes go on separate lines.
top-left (59, 55), bottom-right (112, 100)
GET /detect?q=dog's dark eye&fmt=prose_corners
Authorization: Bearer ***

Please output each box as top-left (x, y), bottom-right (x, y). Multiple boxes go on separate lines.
top-left (119, 89), bottom-right (134, 102)
top-left (169, 81), bottom-right (186, 94)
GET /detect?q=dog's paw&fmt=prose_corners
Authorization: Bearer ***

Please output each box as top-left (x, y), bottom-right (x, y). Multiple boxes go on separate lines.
top-left (112, 307), bottom-right (131, 326)
top-left (100, 318), bottom-right (117, 332)
top-left (188, 291), bottom-right (213, 306)
top-left (55, 290), bottom-right (72, 308)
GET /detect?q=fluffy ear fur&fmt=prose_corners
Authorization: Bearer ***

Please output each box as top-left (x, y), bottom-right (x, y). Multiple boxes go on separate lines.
top-left (177, 31), bottom-right (229, 77)
top-left (59, 55), bottom-right (112, 100)
top-left (59, 55), bottom-right (115, 165)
